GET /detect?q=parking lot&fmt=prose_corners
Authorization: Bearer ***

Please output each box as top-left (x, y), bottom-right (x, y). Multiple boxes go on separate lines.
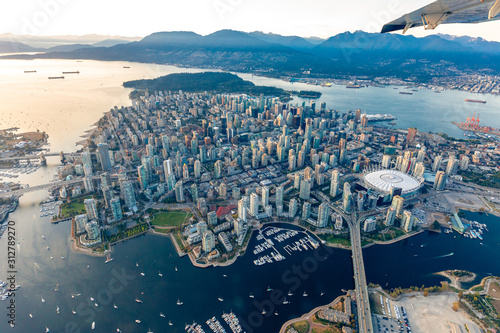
top-left (373, 314), bottom-right (411, 333)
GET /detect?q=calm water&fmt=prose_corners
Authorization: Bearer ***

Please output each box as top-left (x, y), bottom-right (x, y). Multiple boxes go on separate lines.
top-left (0, 59), bottom-right (500, 332)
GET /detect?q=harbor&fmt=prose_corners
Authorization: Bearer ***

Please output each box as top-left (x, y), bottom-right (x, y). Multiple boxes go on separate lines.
top-left (252, 226), bottom-right (319, 266)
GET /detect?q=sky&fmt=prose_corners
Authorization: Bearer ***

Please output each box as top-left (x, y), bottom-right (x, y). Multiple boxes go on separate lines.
top-left (1, 0), bottom-right (500, 41)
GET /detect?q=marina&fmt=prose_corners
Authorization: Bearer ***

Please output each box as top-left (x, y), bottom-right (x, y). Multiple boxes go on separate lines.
top-left (252, 226), bottom-right (318, 266)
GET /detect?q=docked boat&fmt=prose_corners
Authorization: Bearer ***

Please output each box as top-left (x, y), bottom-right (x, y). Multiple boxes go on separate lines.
top-left (105, 253), bottom-right (114, 264)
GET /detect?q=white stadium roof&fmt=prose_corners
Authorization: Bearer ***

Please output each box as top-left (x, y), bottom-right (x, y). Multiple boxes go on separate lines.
top-left (364, 169), bottom-right (422, 195)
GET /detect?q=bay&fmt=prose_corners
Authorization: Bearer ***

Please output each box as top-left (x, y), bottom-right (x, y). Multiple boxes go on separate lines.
top-left (0, 58), bottom-right (499, 332)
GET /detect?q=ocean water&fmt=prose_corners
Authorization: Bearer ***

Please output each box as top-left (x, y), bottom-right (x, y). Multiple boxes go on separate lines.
top-left (0, 59), bottom-right (499, 332)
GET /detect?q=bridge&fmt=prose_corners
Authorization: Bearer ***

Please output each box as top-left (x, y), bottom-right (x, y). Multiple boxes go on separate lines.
top-left (0, 152), bottom-right (82, 163)
top-left (0, 177), bottom-right (87, 198)
top-left (316, 191), bottom-right (374, 333)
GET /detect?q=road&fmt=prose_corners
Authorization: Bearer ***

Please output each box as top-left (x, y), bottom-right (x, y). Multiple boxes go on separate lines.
top-left (315, 191), bottom-right (373, 333)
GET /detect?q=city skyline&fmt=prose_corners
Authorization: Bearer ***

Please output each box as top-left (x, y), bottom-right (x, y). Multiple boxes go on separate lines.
top-left (2, 0), bottom-right (500, 42)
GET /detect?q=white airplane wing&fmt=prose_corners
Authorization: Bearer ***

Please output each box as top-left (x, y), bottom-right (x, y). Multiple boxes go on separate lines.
top-left (381, 0), bottom-right (500, 33)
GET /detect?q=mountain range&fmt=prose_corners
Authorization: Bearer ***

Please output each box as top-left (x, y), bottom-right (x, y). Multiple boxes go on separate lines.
top-left (2, 30), bottom-right (500, 81)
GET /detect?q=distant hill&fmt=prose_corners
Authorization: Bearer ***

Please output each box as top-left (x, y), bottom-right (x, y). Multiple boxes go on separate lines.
top-left (2, 30), bottom-right (500, 81)
top-left (0, 40), bottom-right (40, 53)
top-left (438, 34), bottom-right (500, 55)
top-left (123, 72), bottom-right (288, 97)
top-left (92, 39), bottom-right (131, 47)
top-left (248, 31), bottom-right (315, 51)
top-left (48, 44), bottom-right (94, 52)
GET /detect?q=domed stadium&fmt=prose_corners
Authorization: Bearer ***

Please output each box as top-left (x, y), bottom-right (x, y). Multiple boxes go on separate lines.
top-left (363, 169), bottom-right (422, 195)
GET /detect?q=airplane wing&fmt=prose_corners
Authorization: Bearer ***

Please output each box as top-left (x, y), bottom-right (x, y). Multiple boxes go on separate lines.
top-left (381, 0), bottom-right (500, 33)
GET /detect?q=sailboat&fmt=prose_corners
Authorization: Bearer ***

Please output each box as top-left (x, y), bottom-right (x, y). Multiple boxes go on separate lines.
top-left (302, 291), bottom-right (308, 297)
top-left (46, 327), bottom-right (49, 332)
top-left (175, 266), bottom-right (178, 271)
top-left (72, 310), bottom-right (76, 315)
top-left (160, 312), bottom-right (165, 317)
top-left (218, 297), bottom-right (224, 302)
top-left (169, 321), bottom-right (173, 326)
top-left (113, 304), bottom-right (118, 309)
top-left (176, 299), bottom-right (183, 305)
top-left (29, 314), bottom-right (33, 318)
top-left (159, 271), bottom-right (163, 277)
top-left (283, 298), bottom-right (289, 304)
top-left (41, 297), bottom-right (45, 303)
top-left (287, 291), bottom-right (293, 296)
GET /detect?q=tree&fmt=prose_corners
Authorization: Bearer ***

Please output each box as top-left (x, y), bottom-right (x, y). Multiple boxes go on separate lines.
top-left (424, 290), bottom-right (429, 297)
top-left (452, 302), bottom-right (460, 311)
top-left (458, 291), bottom-right (463, 300)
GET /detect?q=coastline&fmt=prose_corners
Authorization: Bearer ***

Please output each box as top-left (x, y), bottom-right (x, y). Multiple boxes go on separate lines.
top-left (278, 294), bottom-right (349, 333)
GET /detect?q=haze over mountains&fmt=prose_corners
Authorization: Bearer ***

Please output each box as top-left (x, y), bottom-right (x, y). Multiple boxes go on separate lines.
top-left (2, 30), bottom-right (500, 81)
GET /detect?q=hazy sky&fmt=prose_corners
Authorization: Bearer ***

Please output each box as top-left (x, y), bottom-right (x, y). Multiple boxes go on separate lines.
top-left (2, 0), bottom-right (500, 41)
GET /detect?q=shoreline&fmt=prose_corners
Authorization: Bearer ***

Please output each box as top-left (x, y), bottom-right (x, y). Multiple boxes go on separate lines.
top-left (278, 294), bottom-right (349, 333)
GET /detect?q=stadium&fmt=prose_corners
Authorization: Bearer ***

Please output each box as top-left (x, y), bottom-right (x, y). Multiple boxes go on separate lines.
top-left (363, 169), bottom-right (423, 196)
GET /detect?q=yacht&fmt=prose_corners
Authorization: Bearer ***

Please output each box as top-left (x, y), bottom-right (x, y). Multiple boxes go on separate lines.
top-left (249, 293), bottom-right (254, 298)
top-left (94, 303), bottom-right (98, 307)
top-left (46, 327), bottom-right (49, 333)
top-left (160, 312), bottom-right (165, 318)
top-left (113, 304), bottom-right (118, 309)
top-left (42, 235), bottom-right (45, 239)
top-left (47, 246), bottom-right (50, 250)
top-left (136, 262), bottom-right (139, 267)
top-left (135, 320), bottom-right (141, 324)
top-left (218, 297), bottom-right (223, 302)
top-left (140, 272), bottom-right (145, 276)
top-left (56, 306), bottom-right (60, 314)
top-left (135, 298), bottom-right (143, 304)
top-left (91, 322), bottom-right (95, 330)
top-left (72, 310), bottom-right (76, 315)
top-left (175, 266), bottom-right (178, 271)
top-left (41, 297), bottom-right (45, 303)
top-left (283, 298), bottom-right (289, 304)
top-left (261, 309), bottom-right (266, 315)
top-left (274, 312), bottom-right (278, 316)
top-left (176, 299), bottom-right (183, 305)
top-left (159, 271), bottom-right (163, 277)
top-left (169, 321), bottom-right (173, 326)
top-left (320, 292), bottom-right (325, 296)
top-left (29, 314), bottom-right (33, 318)
top-left (90, 297), bottom-right (95, 301)
top-left (267, 286), bottom-right (272, 292)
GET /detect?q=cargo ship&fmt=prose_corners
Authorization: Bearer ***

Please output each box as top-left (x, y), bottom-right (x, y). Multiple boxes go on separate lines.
top-left (465, 98), bottom-right (486, 104)
top-left (62, 71), bottom-right (79, 74)
top-left (48, 76), bottom-right (64, 79)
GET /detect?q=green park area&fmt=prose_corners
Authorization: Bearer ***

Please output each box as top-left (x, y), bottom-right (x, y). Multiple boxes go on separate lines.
top-left (151, 210), bottom-right (192, 227)
top-left (60, 196), bottom-right (93, 217)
